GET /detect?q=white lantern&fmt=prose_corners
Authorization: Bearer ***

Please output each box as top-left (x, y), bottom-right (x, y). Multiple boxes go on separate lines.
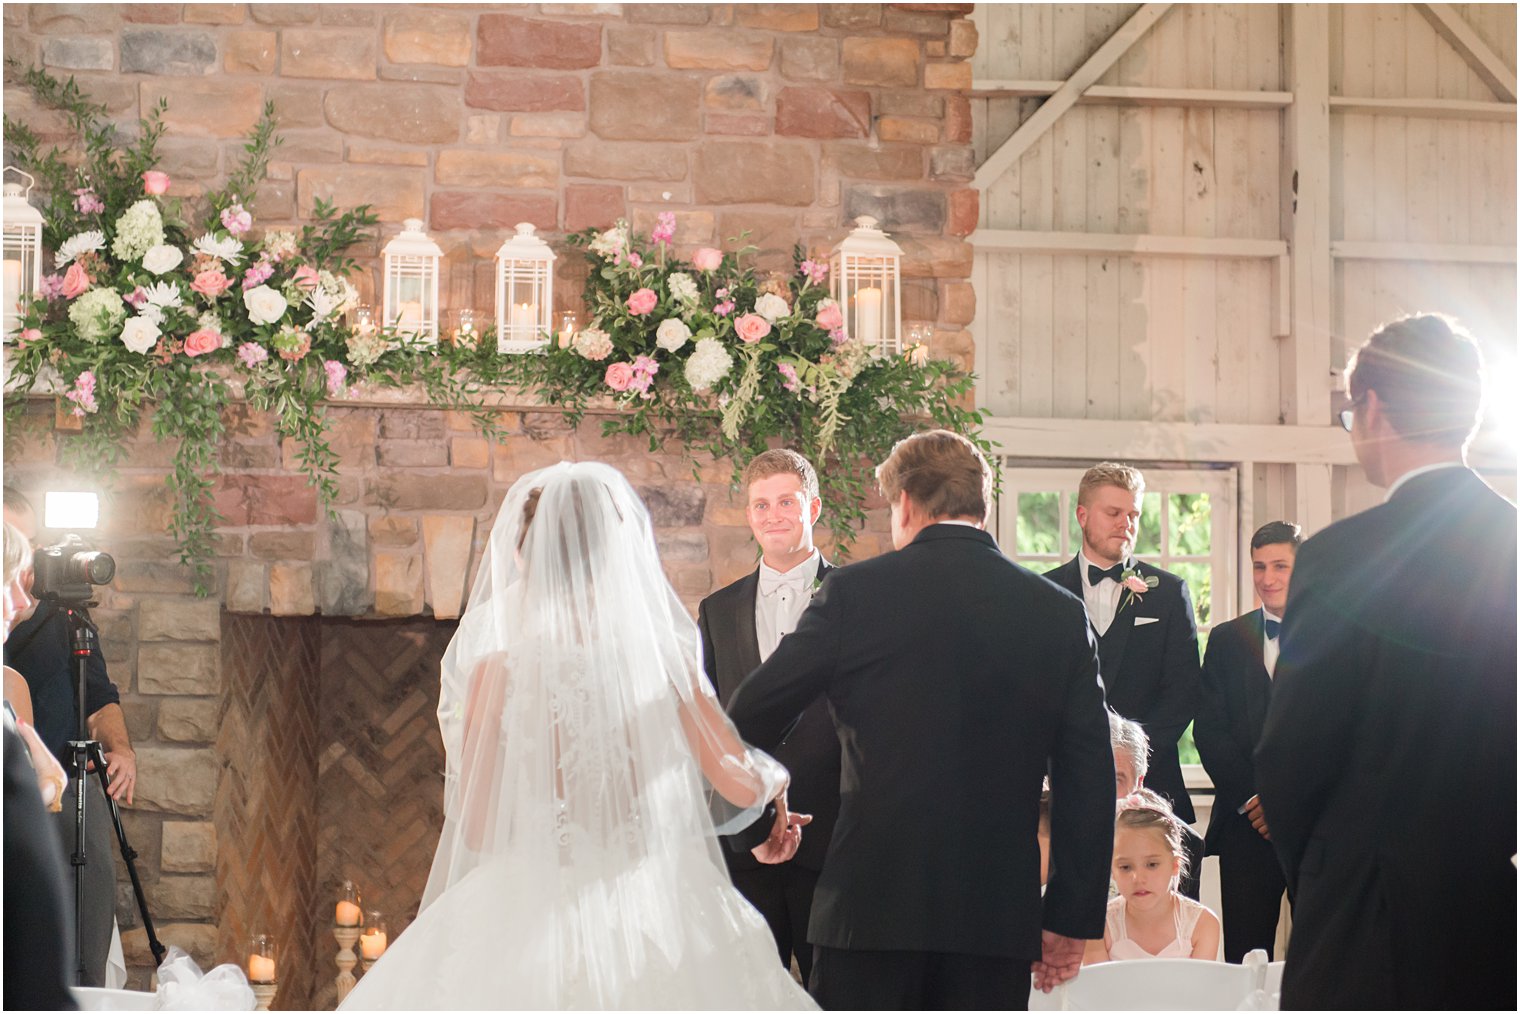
top-left (3, 167), bottom-right (44, 340)
top-left (829, 215), bottom-right (902, 356)
top-left (494, 222), bottom-right (555, 353)
top-left (381, 218), bottom-right (442, 343)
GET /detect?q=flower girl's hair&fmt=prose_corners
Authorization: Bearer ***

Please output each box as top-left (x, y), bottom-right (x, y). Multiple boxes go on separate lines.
top-left (1115, 788), bottom-right (1190, 883)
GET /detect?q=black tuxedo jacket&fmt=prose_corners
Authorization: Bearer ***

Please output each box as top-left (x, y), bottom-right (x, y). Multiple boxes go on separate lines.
top-left (1045, 556), bottom-right (1201, 823)
top-left (729, 525), bottom-right (1116, 960)
top-left (697, 559), bottom-right (841, 872)
top-left (1256, 468), bottom-right (1516, 1009)
top-left (1195, 609), bottom-right (1273, 856)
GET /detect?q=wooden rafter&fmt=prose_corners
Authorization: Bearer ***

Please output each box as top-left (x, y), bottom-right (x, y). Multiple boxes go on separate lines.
top-left (972, 81), bottom-right (1293, 110)
top-left (971, 229), bottom-right (1287, 260)
top-left (973, 3), bottom-right (1173, 191)
top-left (1414, 3), bottom-right (1518, 102)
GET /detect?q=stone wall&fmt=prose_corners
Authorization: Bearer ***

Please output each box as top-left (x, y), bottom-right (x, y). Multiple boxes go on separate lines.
top-left (2, 1), bottom-right (977, 995)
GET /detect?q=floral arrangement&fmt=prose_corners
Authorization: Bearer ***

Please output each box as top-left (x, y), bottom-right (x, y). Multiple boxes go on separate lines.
top-left (500, 216), bottom-right (988, 549)
top-left (2, 69), bottom-right (496, 587)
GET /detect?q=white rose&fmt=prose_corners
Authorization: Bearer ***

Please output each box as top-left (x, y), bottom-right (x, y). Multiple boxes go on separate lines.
top-left (119, 316), bottom-right (161, 355)
top-left (655, 318), bottom-right (692, 353)
top-left (141, 244), bottom-right (184, 275)
top-left (242, 284), bottom-right (289, 326)
top-left (754, 292), bottom-right (790, 323)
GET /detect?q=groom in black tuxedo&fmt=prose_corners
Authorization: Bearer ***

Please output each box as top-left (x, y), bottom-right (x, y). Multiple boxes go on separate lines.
top-left (1257, 315), bottom-right (1516, 1009)
top-left (1043, 464), bottom-right (1202, 884)
top-left (1195, 520), bottom-right (1301, 961)
top-left (698, 449), bottom-right (841, 985)
top-left (730, 430), bottom-right (1115, 1010)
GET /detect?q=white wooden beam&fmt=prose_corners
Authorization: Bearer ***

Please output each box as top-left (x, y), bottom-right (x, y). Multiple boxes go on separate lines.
top-left (981, 417), bottom-right (1359, 466)
top-left (1330, 95), bottom-right (1517, 121)
top-left (974, 3), bottom-right (1173, 190)
top-left (970, 229), bottom-right (1287, 259)
top-left (972, 81), bottom-right (1294, 110)
top-left (1414, 3), bottom-right (1518, 102)
top-left (1330, 240), bottom-right (1517, 264)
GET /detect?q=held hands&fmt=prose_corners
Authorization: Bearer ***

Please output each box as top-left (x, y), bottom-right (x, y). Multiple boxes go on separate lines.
top-left (1244, 794), bottom-right (1270, 840)
top-left (1033, 931), bottom-right (1086, 992)
top-left (751, 792), bottom-right (812, 865)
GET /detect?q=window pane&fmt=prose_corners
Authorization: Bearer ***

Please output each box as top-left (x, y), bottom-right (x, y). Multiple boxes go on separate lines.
top-left (1135, 492), bottom-right (1163, 556)
top-left (1171, 560), bottom-right (1212, 629)
top-left (1016, 492), bottom-right (1062, 556)
top-left (1169, 492), bottom-right (1212, 556)
top-left (1179, 721), bottom-right (1200, 765)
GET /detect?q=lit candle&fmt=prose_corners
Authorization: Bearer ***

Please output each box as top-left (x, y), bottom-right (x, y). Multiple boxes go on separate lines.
top-left (335, 900), bottom-right (362, 926)
top-left (248, 954), bottom-right (276, 983)
top-left (557, 311), bottom-right (577, 349)
top-left (511, 302), bottom-right (538, 336)
top-left (360, 929), bottom-right (388, 961)
top-left (3, 258), bottom-right (21, 313)
top-left (854, 287), bottom-right (882, 346)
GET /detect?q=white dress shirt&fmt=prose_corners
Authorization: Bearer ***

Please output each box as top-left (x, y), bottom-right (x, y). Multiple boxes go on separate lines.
top-left (1262, 608), bottom-right (1283, 679)
top-left (1078, 550), bottom-right (1125, 638)
top-left (755, 551), bottom-right (821, 662)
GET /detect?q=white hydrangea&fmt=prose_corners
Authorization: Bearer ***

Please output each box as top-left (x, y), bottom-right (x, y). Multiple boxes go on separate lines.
top-left (571, 327), bottom-right (613, 362)
top-left (316, 271), bottom-right (359, 316)
top-left (191, 232), bottom-right (244, 266)
top-left (55, 230), bottom-right (106, 268)
top-left (111, 200), bottom-right (165, 261)
top-left (754, 292), bottom-right (791, 323)
top-left (198, 310), bottom-right (221, 332)
top-left (262, 229), bottom-right (299, 262)
top-left (684, 337), bottom-right (733, 393)
top-left (141, 244), bottom-right (183, 275)
top-left (142, 281), bottom-right (183, 309)
top-left (346, 329), bottom-right (391, 368)
top-left (118, 315), bottom-right (161, 355)
top-left (667, 272), bottom-right (699, 304)
top-left (67, 288), bottom-right (125, 342)
top-left (655, 318), bottom-right (692, 353)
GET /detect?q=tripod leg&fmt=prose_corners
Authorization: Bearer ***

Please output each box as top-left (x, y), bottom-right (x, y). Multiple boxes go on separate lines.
top-left (88, 742), bottom-right (167, 969)
top-left (68, 742), bottom-right (90, 985)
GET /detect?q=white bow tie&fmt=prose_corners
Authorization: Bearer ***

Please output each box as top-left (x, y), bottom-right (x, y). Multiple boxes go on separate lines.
top-left (758, 568), bottom-right (810, 597)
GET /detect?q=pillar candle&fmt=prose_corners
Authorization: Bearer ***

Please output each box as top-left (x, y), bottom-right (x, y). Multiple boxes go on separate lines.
top-left (335, 900), bottom-right (361, 926)
top-left (248, 954), bottom-right (276, 983)
top-left (854, 287), bottom-right (882, 346)
top-left (360, 929), bottom-right (387, 961)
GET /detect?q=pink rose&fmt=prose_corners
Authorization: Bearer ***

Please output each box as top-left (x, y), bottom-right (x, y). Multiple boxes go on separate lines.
top-left (604, 361), bottom-right (635, 392)
top-left (17, 327), bottom-right (41, 348)
top-left (61, 262), bottom-right (91, 299)
top-left (626, 287), bottom-right (657, 316)
top-left (734, 313), bottom-right (771, 344)
top-left (291, 265), bottom-right (320, 292)
top-left (183, 328), bottom-right (222, 357)
top-left (815, 303), bottom-right (844, 332)
top-left (1123, 576), bottom-right (1148, 594)
top-left (692, 247), bottom-right (723, 272)
top-left (190, 269), bottom-right (234, 299)
top-left (142, 171), bottom-right (171, 196)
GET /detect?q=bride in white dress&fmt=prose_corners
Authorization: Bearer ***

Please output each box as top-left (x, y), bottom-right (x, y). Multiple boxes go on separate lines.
top-left (342, 462), bottom-right (817, 1010)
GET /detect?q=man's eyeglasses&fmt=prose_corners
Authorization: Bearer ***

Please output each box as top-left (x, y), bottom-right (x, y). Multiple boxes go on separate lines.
top-left (1339, 394), bottom-right (1366, 433)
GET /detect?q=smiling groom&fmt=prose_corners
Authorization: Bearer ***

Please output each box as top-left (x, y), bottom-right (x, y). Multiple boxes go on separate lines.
top-left (698, 449), bottom-right (841, 985)
top-left (1044, 462), bottom-right (1202, 889)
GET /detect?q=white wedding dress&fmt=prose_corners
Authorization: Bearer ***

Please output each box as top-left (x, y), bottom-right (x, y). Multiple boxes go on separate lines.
top-left (341, 463), bottom-right (816, 1011)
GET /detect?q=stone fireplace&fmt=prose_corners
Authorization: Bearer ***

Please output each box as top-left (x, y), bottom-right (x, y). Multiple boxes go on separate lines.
top-left (4, 394), bottom-right (892, 1006)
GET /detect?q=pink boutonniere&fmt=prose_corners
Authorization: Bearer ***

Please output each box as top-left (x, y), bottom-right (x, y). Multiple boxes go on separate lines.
top-left (1118, 567), bottom-right (1160, 613)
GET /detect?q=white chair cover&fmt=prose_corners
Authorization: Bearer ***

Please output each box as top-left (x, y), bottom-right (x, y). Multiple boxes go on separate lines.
top-left (1046, 950), bottom-right (1270, 1011)
top-left (70, 987), bottom-right (157, 1011)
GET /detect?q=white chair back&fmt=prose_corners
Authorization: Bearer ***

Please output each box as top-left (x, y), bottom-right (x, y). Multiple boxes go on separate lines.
top-left (71, 986), bottom-right (158, 1011)
top-left (1048, 956), bottom-right (1267, 1010)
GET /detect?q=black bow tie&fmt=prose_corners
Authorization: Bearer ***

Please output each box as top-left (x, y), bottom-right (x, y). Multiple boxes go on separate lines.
top-left (1264, 618), bottom-right (1281, 640)
top-left (1087, 562), bottom-right (1125, 586)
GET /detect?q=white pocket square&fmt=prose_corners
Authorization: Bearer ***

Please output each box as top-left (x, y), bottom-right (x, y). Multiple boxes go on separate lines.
top-left (1134, 616), bottom-right (1160, 626)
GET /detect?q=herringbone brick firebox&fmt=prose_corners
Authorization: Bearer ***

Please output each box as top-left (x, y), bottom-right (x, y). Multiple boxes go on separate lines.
top-left (217, 614), bottom-right (451, 1011)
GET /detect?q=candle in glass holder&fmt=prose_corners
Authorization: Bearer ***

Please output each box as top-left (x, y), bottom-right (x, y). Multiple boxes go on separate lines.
top-left (351, 305), bottom-right (377, 337)
top-left (557, 311), bottom-right (578, 349)
top-left (360, 928), bottom-right (388, 961)
top-left (248, 953), bottom-right (276, 983)
top-left (336, 900), bottom-right (361, 926)
top-left (452, 308), bottom-right (478, 348)
top-left (854, 287), bottom-right (883, 345)
top-left (2, 258), bottom-right (21, 314)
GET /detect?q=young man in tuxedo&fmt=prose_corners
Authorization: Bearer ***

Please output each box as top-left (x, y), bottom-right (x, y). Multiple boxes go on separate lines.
top-left (697, 449), bottom-right (840, 986)
top-left (730, 431), bottom-right (1116, 1010)
top-left (1195, 521), bottom-right (1301, 961)
top-left (1044, 463), bottom-right (1202, 895)
top-left (1257, 314), bottom-right (1516, 1008)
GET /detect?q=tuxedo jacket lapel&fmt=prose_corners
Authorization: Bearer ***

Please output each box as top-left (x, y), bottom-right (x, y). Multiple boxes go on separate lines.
top-left (1239, 611), bottom-right (1274, 736)
top-left (732, 570), bottom-right (763, 678)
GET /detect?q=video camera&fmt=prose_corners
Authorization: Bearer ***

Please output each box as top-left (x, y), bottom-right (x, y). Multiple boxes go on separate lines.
top-left (32, 534), bottom-right (115, 604)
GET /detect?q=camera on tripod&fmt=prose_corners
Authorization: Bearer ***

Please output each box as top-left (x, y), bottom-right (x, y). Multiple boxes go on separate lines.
top-left (32, 534), bottom-right (115, 605)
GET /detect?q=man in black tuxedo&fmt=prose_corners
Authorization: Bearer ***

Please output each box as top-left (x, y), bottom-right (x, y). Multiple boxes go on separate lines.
top-left (698, 449), bottom-right (841, 985)
top-left (730, 430), bottom-right (1115, 1010)
top-left (1195, 520), bottom-right (1301, 962)
top-left (1257, 314), bottom-right (1516, 1009)
top-left (1044, 465), bottom-right (1202, 864)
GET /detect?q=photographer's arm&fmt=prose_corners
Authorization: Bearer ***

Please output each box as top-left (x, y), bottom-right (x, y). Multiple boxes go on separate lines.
top-left (88, 703), bottom-right (135, 805)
